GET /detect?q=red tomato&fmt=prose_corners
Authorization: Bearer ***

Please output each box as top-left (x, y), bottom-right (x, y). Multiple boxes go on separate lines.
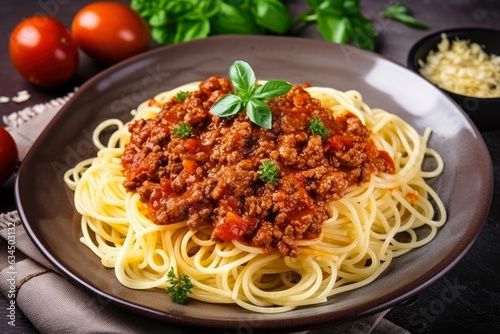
top-left (0, 127), bottom-right (19, 185)
top-left (160, 178), bottom-right (173, 197)
top-left (72, 2), bottom-right (150, 64)
top-left (9, 16), bottom-right (79, 88)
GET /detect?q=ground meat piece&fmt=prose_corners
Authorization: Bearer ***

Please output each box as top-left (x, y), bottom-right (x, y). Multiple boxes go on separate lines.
top-left (301, 166), bottom-right (329, 180)
top-left (334, 142), bottom-right (368, 167)
top-left (244, 195), bottom-right (273, 218)
top-left (199, 76), bottom-right (232, 97)
top-left (251, 221), bottom-right (273, 250)
top-left (182, 94), bottom-right (209, 125)
top-left (165, 197), bottom-right (189, 221)
top-left (316, 172), bottom-right (350, 199)
top-left (212, 166), bottom-right (259, 200)
top-left (278, 235), bottom-right (299, 257)
top-left (200, 129), bottom-right (219, 147)
top-left (303, 135), bottom-right (325, 168)
top-left (210, 120), bottom-right (252, 164)
top-left (345, 115), bottom-right (370, 139)
top-left (279, 145), bottom-right (298, 166)
top-left (149, 126), bottom-right (169, 146)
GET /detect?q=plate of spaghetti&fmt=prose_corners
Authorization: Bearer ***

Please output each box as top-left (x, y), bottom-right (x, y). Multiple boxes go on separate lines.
top-left (16, 36), bottom-right (493, 331)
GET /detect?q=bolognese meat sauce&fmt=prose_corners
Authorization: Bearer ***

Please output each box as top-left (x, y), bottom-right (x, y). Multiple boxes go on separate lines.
top-left (122, 76), bottom-right (395, 257)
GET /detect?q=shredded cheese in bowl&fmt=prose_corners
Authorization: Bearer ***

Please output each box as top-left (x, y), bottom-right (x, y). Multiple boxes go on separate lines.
top-left (418, 33), bottom-right (500, 98)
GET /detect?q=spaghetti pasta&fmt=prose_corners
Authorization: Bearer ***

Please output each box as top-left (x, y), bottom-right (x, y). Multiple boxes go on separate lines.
top-left (64, 81), bottom-right (445, 313)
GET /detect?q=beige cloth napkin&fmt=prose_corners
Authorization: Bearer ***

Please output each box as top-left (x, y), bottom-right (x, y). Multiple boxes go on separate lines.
top-left (0, 96), bottom-right (409, 334)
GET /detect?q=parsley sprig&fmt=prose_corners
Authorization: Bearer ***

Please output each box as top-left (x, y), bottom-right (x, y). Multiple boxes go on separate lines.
top-left (166, 267), bottom-right (193, 305)
top-left (258, 161), bottom-right (280, 185)
top-left (309, 117), bottom-right (330, 139)
top-left (176, 91), bottom-right (190, 103)
top-left (381, 2), bottom-right (429, 29)
top-left (173, 123), bottom-right (192, 138)
top-left (210, 61), bottom-right (292, 129)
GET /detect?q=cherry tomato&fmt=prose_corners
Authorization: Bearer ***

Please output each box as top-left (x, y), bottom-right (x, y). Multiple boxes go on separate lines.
top-left (72, 2), bottom-right (150, 64)
top-left (0, 127), bottom-right (18, 185)
top-left (9, 16), bottom-right (79, 88)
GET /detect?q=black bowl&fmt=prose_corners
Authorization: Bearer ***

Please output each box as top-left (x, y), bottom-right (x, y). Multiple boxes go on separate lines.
top-left (407, 28), bottom-right (500, 131)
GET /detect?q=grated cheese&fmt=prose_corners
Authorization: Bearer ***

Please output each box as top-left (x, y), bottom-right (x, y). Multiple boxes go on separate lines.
top-left (11, 90), bottom-right (31, 103)
top-left (418, 33), bottom-right (500, 98)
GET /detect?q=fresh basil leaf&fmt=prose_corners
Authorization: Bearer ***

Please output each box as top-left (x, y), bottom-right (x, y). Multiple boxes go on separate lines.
top-left (383, 2), bottom-right (407, 16)
top-left (132, 0), bottom-right (171, 20)
top-left (200, 0), bottom-right (221, 19)
top-left (131, 0), bottom-right (152, 18)
top-left (343, 0), bottom-right (361, 16)
top-left (394, 16), bottom-right (429, 29)
top-left (308, 0), bottom-right (342, 16)
top-left (149, 10), bottom-right (168, 27)
top-left (224, 0), bottom-right (246, 5)
top-left (251, 0), bottom-right (289, 34)
top-left (356, 16), bottom-right (377, 37)
top-left (253, 80), bottom-right (292, 100)
top-left (210, 94), bottom-right (244, 117)
top-left (173, 19), bottom-right (210, 44)
top-left (317, 14), bottom-right (351, 44)
top-left (211, 2), bottom-right (259, 34)
top-left (177, 0), bottom-right (220, 20)
top-left (229, 61), bottom-right (256, 96)
top-left (247, 99), bottom-right (272, 129)
top-left (352, 26), bottom-right (374, 51)
top-left (166, 0), bottom-right (193, 16)
top-left (381, 2), bottom-right (429, 29)
top-left (152, 26), bottom-right (169, 44)
top-left (306, 0), bottom-right (321, 9)
top-left (351, 17), bottom-right (376, 51)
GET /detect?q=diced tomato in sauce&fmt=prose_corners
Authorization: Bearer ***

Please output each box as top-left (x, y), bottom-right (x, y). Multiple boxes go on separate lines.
top-left (326, 135), bottom-right (356, 151)
top-left (293, 93), bottom-right (310, 106)
top-left (184, 138), bottom-right (198, 154)
top-left (405, 193), bottom-right (419, 204)
top-left (364, 142), bottom-right (378, 160)
top-left (148, 185), bottom-right (163, 216)
top-left (214, 212), bottom-right (255, 241)
top-left (160, 178), bottom-right (173, 197)
top-left (182, 160), bottom-right (198, 173)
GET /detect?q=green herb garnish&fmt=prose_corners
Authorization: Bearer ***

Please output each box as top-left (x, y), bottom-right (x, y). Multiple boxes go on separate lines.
top-left (210, 60), bottom-right (292, 129)
top-left (381, 2), bottom-right (429, 29)
top-left (258, 161), bottom-right (280, 185)
top-left (173, 123), bottom-right (192, 138)
top-left (176, 91), bottom-right (190, 103)
top-left (293, 0), bottom-right (378, 51)
top-left (131, 0), bottom-right (289, 45)
top-left (309, 117), bottom-right (330, 139)
top-left (166, 267), bottom-right (193, 305)
top-left (131, 0), bottom-right (385, 52)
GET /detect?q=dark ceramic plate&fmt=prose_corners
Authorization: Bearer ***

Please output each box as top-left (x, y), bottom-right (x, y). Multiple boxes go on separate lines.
top-left (15, 36), bottom-right (493, 331)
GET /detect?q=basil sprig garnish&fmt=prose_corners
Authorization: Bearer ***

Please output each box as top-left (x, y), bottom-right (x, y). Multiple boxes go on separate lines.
top-left (210, 61), bottom-right (292, 129)
top-left (381, 2), bottom-right (429, 30)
